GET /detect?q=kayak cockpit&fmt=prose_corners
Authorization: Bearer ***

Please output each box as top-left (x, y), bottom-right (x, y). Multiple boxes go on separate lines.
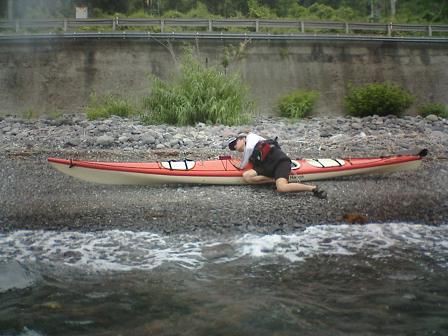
top-left (160, 159), bottom-right (195, 170)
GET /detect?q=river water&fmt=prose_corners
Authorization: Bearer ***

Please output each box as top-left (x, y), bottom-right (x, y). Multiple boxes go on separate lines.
top-left (0, 223), bottom-right (447, 336)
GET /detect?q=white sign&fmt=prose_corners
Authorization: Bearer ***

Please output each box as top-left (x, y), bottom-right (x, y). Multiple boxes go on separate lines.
top-left (76, 6), bottom-right (88, 19)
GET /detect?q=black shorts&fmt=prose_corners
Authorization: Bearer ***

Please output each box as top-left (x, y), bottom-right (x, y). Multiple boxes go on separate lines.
top-left (253, 148), bottom-right (291, 180)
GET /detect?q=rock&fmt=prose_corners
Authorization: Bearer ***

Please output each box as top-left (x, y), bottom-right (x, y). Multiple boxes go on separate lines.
top-left (64, 138), bottom-right (81, 147)
top-left (202, 243), bottom-right (235, 260)
top-left (342, 213), bottom-right (368, 224)
top-left (96, 135), bottom-right (114, 146)
top-left (183, 139), bottom-right (193, 147)
top-left (425, 114), bottom-right (439, 122)
top-left (339, 124), bottom-right (351, 132)
top-left (329, 134), bottom-right (351, 143)
top-left (169, 139), bottom-right (179, 147)
top-left (430, 131), bottom-right (446, 141)
top-left (131, 128), bottom-right (142, 135)
top-left (319, 128), bottom-right (333, 138)
top-left (97, 124), bottom-right (110, 132)
top-left (141, 135), bottom-right (156, 145)
top-left (118, 136), bottom-right (130, 143)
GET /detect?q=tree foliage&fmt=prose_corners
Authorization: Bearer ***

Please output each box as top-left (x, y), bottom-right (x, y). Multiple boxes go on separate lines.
top-left (5, 0), bottom-right (448, 23)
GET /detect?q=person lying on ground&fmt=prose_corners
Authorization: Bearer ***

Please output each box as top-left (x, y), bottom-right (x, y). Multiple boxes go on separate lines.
top-left (228, 132), bottom-right (327, 199)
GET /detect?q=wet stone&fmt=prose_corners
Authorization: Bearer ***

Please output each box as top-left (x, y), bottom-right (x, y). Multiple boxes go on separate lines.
top-left (202, 244), bottom-right (235, 260)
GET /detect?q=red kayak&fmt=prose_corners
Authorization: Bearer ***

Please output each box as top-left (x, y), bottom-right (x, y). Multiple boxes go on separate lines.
top-left (47, 149), bottom-right (427, 185)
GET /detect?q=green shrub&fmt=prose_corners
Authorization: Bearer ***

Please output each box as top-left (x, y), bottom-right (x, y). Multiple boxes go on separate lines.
top-left (419, 103), bottom-right (448, 118)
top-left (162, 10), bottom-right (184, 18)
top-left (344, 82), bottom-right (414, 117)
top-left (141, 52), bottom-right (253, 126)
top-left (278, 90), bottom-right (319, 119)
top-left (248, 0), bottom-right (277, 19)
top-left (307, 3), bottom-right (336, 20)
top-left (186, 2), bottom-right (214, 18)
top-left (86, 93), bottom-right (136, 120)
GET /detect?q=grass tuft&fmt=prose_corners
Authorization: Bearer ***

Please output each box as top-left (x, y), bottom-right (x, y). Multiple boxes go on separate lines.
top-left (86, 93), bottom-right (136, 120)
top-left (278, 89), bottom-right (319, 119)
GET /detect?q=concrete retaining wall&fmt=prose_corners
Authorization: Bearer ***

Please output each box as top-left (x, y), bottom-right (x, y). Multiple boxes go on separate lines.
top-left (1, 37), bottom-right (447, 117)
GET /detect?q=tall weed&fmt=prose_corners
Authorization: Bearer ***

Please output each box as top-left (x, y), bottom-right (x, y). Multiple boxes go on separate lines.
top-left (142, 52), bottom-right (253, 125)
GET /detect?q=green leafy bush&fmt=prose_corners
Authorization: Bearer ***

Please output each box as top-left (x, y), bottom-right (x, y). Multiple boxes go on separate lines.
top-left (142, 52), bottom-right (253, 126)
top-left (86, 93), bottom-right (136, 120)
top-left (278, 90), bottom-right (319, 119)
top-left (307, 3), bottom-right (336, 20)
top-left (344, 82), bottom-right (414, 117)
top-left (419, 103), bottom-right (448, 118)
top-left (248, 0), bottom-right (277, 18)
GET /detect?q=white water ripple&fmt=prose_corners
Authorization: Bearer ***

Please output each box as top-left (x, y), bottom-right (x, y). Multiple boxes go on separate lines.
top-left (0, 223), bottom-right (446, 271)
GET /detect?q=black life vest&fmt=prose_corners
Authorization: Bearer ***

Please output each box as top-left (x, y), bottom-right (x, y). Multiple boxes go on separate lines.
top-left (251, 137), bottom-right (281, 164)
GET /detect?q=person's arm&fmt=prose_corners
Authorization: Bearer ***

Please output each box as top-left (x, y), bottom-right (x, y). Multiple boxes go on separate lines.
top-left (239, 147), bottom-right (251, 169)
top-left (239, 133), bottom-right (265, 169)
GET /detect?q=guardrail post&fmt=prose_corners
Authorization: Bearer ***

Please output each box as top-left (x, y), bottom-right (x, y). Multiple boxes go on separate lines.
top-left (387, 22), bottom-right (392, 36)
top-left (208, 19), bottom-right (212, 32)
top-left (255, 19), bottom-right (259, 33)
top-left (300, 21), bottom-right (305, 33)
top-left (15, 20), bottom-right (19, 33)
top-left (63, 19), bottom-right (67, 32)
top-left (113, 17), bottom-right (116, 31)
top-left (161, 19), bottom-right (164, 33)
top-left (345, 22), bottom-right (349, 34)
top-left (428, 25), bottom-right (432, 37)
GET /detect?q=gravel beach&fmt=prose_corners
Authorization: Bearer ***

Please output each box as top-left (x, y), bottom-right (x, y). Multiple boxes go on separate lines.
top-left (1, 114), bottom-right (447, 237)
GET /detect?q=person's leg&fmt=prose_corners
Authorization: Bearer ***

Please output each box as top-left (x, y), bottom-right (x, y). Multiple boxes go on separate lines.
top-left (275, 178), bottom-right (315, 193)
top-left (273, 161), bottom-right (312, 193)
top-left (276, 178), bottom-right (327, 198)
top-left (273, 160), bottom-right (327, 198)
top-left (242, 169), bottom-right (274, 184)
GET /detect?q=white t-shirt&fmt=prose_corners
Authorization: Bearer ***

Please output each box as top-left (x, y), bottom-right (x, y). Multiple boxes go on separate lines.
top-left (239, 133), bottom-right (265, 169)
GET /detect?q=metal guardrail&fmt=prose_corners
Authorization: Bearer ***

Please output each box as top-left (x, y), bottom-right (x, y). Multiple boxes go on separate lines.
top-left (1, 31), bottom-right (447, 45)
top-left (0, 18), bottom-right (447, 37)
